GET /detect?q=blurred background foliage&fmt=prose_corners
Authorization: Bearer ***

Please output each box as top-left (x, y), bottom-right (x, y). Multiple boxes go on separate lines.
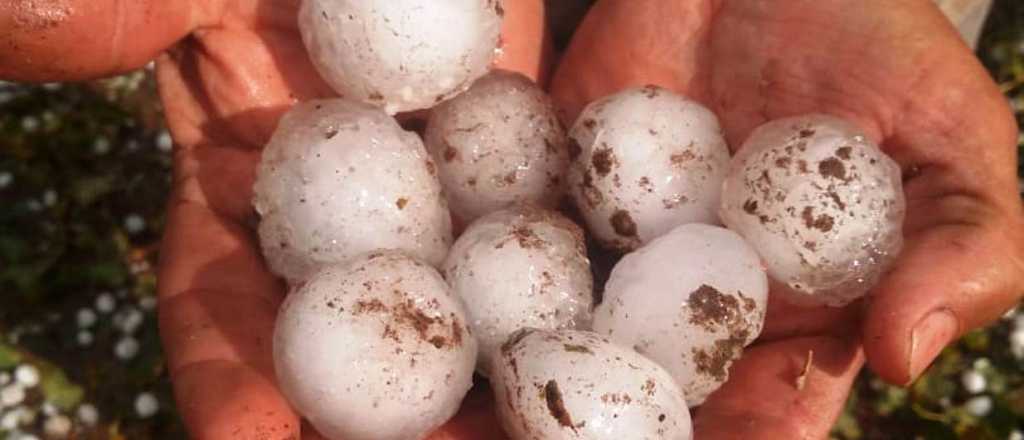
top-left (0, 1), bottom-right (1021, 439)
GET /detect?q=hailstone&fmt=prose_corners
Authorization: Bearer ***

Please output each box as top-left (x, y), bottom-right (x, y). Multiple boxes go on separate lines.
top-left (442, 205), bottom-right (593, 376)
top-left (593, 224), bottom-right (768, 406)
top-left (567, 85), bottom-right (730, 251)
top-left (252, 99), bottom-right (452, 283)
top-left (298, 0), bottom-right (503, 114)
top-left (425, 70), bottom-right (570, 224)
top-left (273, 251), bottom-right (477, 440)
top-left (720, 114), bottom-right (905, 307)
top-left (493, 328), bottom-right (692, 440)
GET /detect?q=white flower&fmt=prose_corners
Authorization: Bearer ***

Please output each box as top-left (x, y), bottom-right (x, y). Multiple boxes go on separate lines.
top-left (76, 308), bottom-right (97, 328)
top-left (92, 137), bottom-right (111, 155)
top-left (134, 392), bottom-right (159, 418)
top-left (960, 370), bottom-right (986, 394)
top-left (139, 296), bottom-right (157, 311)
top-left (21, 116), bottom-right (39, 132)
top-left (156, 130), bottom-right (173, 152)
top-left (76, 403), bottom-right (99, 426)
top-left (124, 214), bottom-right (146, 234)
top-left (0, 384), bottom-right (26, 407)
top-left (95, 293), bottom-right (116, 314)
top-left (114, 337), bottom-right (140, 361)
top-left (76, 330), bottom-right (94, 347)
top-left (964, 395), bottom-right (993, 417)
top-left (1010, 329), bottom-right (1024, 358)
top-left (13, 365), bottom-right (38, 388)
top-left (113, 307), bottom-right (144, 334)
top-left (42, 414), bottom-right (72, 438)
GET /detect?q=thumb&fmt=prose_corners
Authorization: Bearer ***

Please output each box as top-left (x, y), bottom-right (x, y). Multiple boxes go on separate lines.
top-left (0, 0), bottom-right (223, 82)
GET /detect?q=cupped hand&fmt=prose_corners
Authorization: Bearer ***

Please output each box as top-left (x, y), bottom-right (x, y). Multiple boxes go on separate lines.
top-left (3, 0), bottom-right (547, 438)
top-left (552, 0), bottom-right (1023, 438)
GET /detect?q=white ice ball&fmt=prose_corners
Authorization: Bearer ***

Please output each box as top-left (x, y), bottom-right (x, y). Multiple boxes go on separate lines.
top-left (593, 224), bottom-right (768, 406)
top-left (425, 71), bottom-right (570, 223)
top-left (567, 86), bottom-right (730, 251)
top-left (273, 251), bottom-right (477, 440)
top-left (720, 114), bottom-right (905, 307)
top-left (492, 328), bottom-right (692, 440)
top-left (442, 205), bottom-right (593, 376)
top-left (253, 99), bottom-right (452, 284)
top-left (299, 0), bottom-right (503, 114)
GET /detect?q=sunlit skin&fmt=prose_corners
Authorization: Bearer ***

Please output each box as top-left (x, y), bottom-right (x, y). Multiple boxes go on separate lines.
top-left (2, 0), bottom-right (1021, 439)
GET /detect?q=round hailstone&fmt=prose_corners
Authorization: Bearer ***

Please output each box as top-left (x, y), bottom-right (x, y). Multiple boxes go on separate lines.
top-left (298, 0), bottom-right (503, 114)
top-left (492, 329), bottom-right (692, 440)
top-left (76, 330), bottom-right (94, 347)
top-left (567, 85), bottom-right (730, 252)
top-left (442, 205), bottom-right (593, 376)
top-left (274, 251), bottom-right (477, 440)
top-left (593, 224), bottom-right (769, 406)
top-left (961, 370), bottom-right (987, 394)
top-left (720, 114), bottom-right (905, 307)
top-left (0, 384), bottom-right (25, 407)
top-left (253, 99), bottom-right (452, 284)
top-left (425, 71), bottom-right (570, 223)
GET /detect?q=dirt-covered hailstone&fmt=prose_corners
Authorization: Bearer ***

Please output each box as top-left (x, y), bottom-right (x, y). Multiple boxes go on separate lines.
top-left (493, 329), bottom-right (692, 440)
top-left (442, 205), bottom-right (593, 376)
top-left (273, 251), bottom-right (477, 440)
top-left (298, 0), bottom-right (504, 114)
top-left (593, 224), bottom-right (768, 406)
top-left (567, 85), bottom-right (730, 251)
top-left (253, 99), bottom-right (452, 284)
top-left (720, 114), bottom-right (905, 307)
top-left (425, 70), bottom-right (570, 223)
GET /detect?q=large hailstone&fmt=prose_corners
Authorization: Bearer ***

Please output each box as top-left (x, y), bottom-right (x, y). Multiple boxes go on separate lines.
top-left (273, 251), bottom-right (477, 440)
top-left (567, 85), bottom-right (730, 251)
top-left (593, 224), bottom-right (768, 406)
top-left (493, 329), bottom-right (692, 440)
top-left (442, 205), bottom-right (593, 376)
top-left (720, 114), bottom-right (905, 307)
top-left (252, 99), bottom-right (452, 283)
top-left (425, 70), bottom-right (570, 224)
top-left (298, 0), bottom-right (503, 114)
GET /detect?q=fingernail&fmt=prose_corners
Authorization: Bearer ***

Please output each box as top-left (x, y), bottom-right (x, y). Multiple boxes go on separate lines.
top-left (907, 309), bottom-right (959, 384)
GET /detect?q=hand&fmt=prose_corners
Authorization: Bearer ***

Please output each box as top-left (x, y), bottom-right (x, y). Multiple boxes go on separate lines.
top-left (551, 0), bottom-right (1023, 438)
top-left (2, 0), bottom-right (548, 438)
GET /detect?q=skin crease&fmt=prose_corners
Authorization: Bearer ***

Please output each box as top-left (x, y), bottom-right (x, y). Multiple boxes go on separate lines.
top-left (1, 0), bottom-right (1021, 439)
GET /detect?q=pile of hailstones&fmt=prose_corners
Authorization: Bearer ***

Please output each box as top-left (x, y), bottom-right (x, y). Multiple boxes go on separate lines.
top-left (260, 1), bottom-right (906, 439)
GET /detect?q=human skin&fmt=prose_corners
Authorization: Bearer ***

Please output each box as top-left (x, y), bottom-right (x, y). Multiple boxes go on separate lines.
top-left (2, 0), bottom-right (1022, 439)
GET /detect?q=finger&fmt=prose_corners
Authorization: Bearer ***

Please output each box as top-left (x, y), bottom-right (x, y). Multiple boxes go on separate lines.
top-left (158, 190), bottom-right (298, 439)
top-left (0, 0), bottom-right (223, 81)
top-left (549, 0), bottom-right (715, 123)
top-left (694, 336), bottom-right (864, 440)
top-left (495, 0), bottom-right (553, 85)
top-left (863, 220), bottom-right (1024, 385)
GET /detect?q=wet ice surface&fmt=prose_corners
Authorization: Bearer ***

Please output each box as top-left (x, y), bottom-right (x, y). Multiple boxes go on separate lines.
top-left (299, 0), bottom-right (503, 114)
top-left (252, 99), bottom-right (452, 284)
top-left (567, 86), bottom-right (731, 252)
top-left (273, 251), bottom-right (476, 440)
top-left (442, 205), bottom-right (593, 377)
top-left (593, 224), bottom-right (768, 406)
top-left (720, 114), bottom-right (905, 307)
top-left (425, 71), bottom-right (570, 224)
top-left (492, 329), bottom-right (692, 440)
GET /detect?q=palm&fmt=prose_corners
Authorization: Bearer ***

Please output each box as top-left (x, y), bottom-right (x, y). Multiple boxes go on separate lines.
top-left (553, 0), bottom-right (1022, 438)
